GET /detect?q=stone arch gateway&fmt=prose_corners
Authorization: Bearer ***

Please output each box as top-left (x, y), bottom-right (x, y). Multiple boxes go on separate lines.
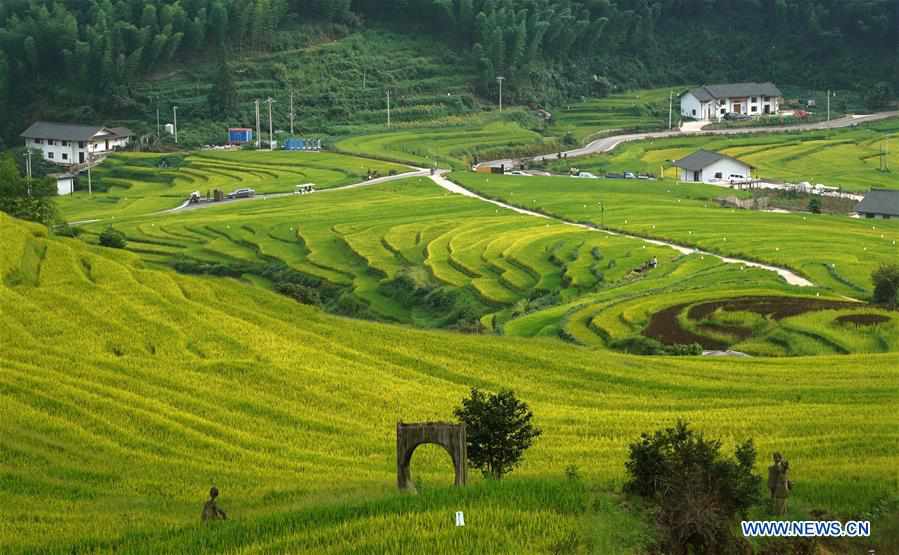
top-left (396, 422), bottom-right (467, 490)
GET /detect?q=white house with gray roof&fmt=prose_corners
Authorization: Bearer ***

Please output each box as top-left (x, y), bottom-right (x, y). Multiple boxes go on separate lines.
top-left (681, 83), bottom-right (783, 122)
top-left (20, 122), bottom-right (132, 166)
top-left (673, 150), bottom-right (753, 184)
top-left (856, 189), bottom-right (899, 219)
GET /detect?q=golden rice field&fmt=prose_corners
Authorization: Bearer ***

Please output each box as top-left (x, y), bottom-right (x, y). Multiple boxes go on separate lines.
top-left (3, 198), bottom-right (899, 553)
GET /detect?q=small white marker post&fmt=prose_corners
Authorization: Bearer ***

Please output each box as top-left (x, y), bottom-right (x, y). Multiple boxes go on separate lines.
top-left (455, 511), bottom-right (465, 527)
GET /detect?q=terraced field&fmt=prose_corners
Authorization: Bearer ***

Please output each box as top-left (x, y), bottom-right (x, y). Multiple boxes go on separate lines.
top-left (548, 117), bottom-right (899, 191)
top-left (58, 150), bottom-right (406, 222)
top-left (453, 172), bottom-right (899, 298)
top-left (3, 211), bottom-right (898, 553)
top-left (551, 87), bottom-right (676, 141)
top-left (336, 114), bottom-right (555, 169)
top-left (77, 177), bottom-right (803, 335)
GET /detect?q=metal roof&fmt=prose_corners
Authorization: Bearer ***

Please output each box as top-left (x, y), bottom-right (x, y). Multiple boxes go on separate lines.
top-left (687, 82), bottom-right (783, 102)
top-left (673, 150), bottom-right (753, 172)
top-left (856, 188), bottom-right (899, 217)
top-left (20, 121), bottom-right (131, 141)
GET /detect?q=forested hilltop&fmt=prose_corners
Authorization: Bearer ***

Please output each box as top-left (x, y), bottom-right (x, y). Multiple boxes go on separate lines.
top-left (0, 0), bottom-right (896, 145)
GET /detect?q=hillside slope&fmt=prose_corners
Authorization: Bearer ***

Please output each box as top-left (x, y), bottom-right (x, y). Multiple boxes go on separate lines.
top-left (2, 212), bottom-right (898, 553)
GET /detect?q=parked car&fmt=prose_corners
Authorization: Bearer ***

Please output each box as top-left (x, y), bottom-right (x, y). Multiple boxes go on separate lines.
top-left (623, 171), bottom-right (637, 179)
top-left (506, 170), bottom-right (531, 177)
top-left (226, 188), bottom-right (256, 199)
top-left (724, 112), bottom-right (752, 121)
top-left (573, 172), bottom-right (599, 179)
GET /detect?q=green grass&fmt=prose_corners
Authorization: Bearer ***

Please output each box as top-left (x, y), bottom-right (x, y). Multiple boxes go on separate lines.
top-left (451, 171), bottom-right (899, 298)
top-left (548, 117), bottom-right (899, 191)
top-left (2, 211), bottom-right (898, 553)
top-left (57, 150), bottom-right (407, 221)
top-left (550, 87), bottom-right (676, 142)
top-left (336, 113), bottom-right (556, 169)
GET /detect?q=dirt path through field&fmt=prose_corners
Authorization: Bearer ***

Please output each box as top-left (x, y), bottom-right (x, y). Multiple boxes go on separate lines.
top-left (428, 171), bottom-right (815, 288)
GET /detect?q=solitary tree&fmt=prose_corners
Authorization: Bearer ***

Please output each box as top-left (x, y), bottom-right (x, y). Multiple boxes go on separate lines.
top-left (872, 264), bottom-right (899, 308)
top-left (624, 420), bottom-right (761, 555)
top-left (454, 388), bottom-right (541, 479)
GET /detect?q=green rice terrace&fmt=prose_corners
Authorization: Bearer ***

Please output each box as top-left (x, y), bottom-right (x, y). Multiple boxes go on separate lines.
top-left (3, 210), bottom-right (899, 553)
top-left (548, 117), bottom-right (899, 192)
top-left (57, 151), bottom-right (406, 221)
top-left (452, 172), bottom-right (899, 298)
top-left (6, 81), bottom-right (899, 554)
top-left (68, 171), bottom-right (899, 359)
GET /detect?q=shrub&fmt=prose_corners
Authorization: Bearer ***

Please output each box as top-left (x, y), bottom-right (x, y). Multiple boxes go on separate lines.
top-left (624, 421), bottom-right (761, 555)
top-left (872, 264), bottom-right (899, 308)
top-left (454, 388), bottom-right (542, 480)
top-left (98, 227), bottom-right (127, 249)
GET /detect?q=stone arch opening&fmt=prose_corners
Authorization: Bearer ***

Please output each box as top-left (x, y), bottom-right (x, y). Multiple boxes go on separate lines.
top-left (396, 422), bottom-right (467, 491)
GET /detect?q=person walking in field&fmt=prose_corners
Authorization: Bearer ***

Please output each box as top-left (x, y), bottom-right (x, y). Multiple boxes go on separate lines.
top-left (767, 452), bottom-right (783, 501)
top-left (202, 486), bottom-right (227, 522)
top-left (772, 458), bottom-right (792, 517)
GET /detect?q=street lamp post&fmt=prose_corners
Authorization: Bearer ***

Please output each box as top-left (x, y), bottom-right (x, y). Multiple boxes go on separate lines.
top-left (496, 76), bottom-right (505, 112)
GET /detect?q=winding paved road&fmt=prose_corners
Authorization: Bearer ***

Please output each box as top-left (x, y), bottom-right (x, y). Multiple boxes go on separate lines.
top-left (483, 111), bottom-right (899, 168)
top-left (70, 169), bottom-right (430, 225)
top-left (428, 171), bottom-right (814, 287)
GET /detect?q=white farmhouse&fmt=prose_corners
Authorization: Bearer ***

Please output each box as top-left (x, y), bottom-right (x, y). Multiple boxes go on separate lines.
top-left (673, 150), bottom-right (753, 184)
top-left (681, 83), bottom-right (783, 122)
top-left (20, 122), bottom-right (133, 166)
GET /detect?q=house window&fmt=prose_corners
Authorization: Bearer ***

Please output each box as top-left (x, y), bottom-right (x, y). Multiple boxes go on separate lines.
top-left (692, 109), bottom-right (696, 116)
top-left (751, 97), bottom-right (757, 103)
top-left (47, 139), bottom-right (54, 146)
top-left (721, 108), bottom-right (726, 115)
top-left (714, 172), bottom-right (723, 179)
top-left (62, 140), bottom-right (69, 146)
top-left (751, 106), bottom-right (758, 112)
top-left (48, 152), bottom-right (54, 159)
top-left (79, 141), bottom-right (86, 148)
top-left (35, 139), bottom-right (43, 145)
top-left (62, 153), bottom-right (68, 161)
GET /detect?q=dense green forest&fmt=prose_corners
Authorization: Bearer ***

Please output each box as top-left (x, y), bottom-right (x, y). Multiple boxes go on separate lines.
top-left (0, 0), bottom-right (896, 145)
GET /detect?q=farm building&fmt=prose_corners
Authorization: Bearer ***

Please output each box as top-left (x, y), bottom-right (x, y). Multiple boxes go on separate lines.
top-left (681, 83), bottom-right (783, 122)
top-left (49, 173), bottom-right (76, 196)
top-left (673, 150), bottom-right (753, 184)
top-left (856, 189), bottom-right (899, 219)
top-left (21, 122), bottom-right (132, 166)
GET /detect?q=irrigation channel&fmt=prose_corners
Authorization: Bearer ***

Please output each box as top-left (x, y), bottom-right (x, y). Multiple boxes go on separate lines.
top-left (428, 171), bottom-right (815, 288)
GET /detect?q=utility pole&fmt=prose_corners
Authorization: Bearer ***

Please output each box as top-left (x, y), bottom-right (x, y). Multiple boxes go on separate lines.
top-left (255, 99), bottom-right (261, 148)
top-left (387, 89), bottom-right (391, 128)
top-left (173, 106), bottom-right (178, 144)
top-left (289, 90), bottom-right (295, 136)
top-left (668, 90), bottom-right (674, 129)
top-left (25, 149), bottom-right (32, 196)
top-left (826, 89), bottom-right (831, 123)
top-left (156, 97), bottom-right (161, 138)
top-left (496, 76), bottom-right (505, 112)
top-left (266, 97), bottom-right (275, 151)
top-left (87, 152), bottom-right (93, 196)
